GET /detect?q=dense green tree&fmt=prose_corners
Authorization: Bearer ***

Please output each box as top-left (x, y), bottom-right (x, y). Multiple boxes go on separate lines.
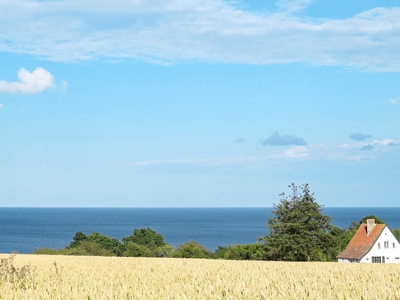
top-left (85, 232), bottom-right (124, 256)
top-left (262, 183), bottom-right (333, 261)
top-left (122, 242), bottom-right (153, 257)
top-left (359, 215), bottom-right (384, 224)
top-left (122, 228), bottom-right (167, 250)
top-left (154, 244), bottom-right (176, 258)
top-left (79, 240), bottom-right (116, 256)
top-left (213, 246), bottom-right (229, 259)
top-left (68, 231), bottom-right (87, 248)
top-left (172, 241), bottom-right (212, 259)
top-left (213, 244), bottom-right (265, 260)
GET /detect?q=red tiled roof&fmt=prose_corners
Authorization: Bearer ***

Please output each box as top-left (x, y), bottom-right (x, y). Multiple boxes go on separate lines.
top-left (337, 223), bottom-right (386, 260)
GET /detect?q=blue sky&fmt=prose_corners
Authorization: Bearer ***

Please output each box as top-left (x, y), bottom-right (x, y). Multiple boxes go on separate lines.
top-left (0, 0), bottom-right (399, 207)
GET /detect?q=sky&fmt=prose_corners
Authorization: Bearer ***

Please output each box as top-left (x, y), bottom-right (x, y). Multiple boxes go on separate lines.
top-left (0, 0), bottom-right (399, 207)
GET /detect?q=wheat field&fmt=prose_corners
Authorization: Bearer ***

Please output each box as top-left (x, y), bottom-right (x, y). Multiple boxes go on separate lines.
top-left (1, 254), bottom-right (399, 299)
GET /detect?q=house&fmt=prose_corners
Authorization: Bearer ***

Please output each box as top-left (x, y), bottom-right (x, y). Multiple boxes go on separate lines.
top-left (337, 218), bottom-right (400, 263)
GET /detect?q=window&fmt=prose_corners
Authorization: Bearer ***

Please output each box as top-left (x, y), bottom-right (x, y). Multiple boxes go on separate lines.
top-left (384, 241), bottom-right (389, 248)
top-left (395, 257), bottom-right (400, 260)
top-left (393, 243), bottom-right (396, 249)
top-left (372, 256), bottom-right (382, 263)
top-left (378, 243), bottom-right (381, 249)
top-left (349, 259), bottom-right (359, 263)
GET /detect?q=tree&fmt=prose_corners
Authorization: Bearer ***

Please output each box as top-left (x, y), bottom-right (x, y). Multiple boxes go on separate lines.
top-left (213, 244), bottom-right (264, 260)
top-left (393, 228), bottom-right (400, 242)
top-left (85, 232), bottom-right (124, 256)
top-left (172, 241), bottom-right (213, 259)
top-left (359, 215), bottom-right (384, 224)
top-left (122, 242), bottom-right (153, 257)
top-left (122, 228), bottom-right (166, 250)
top-left (68, 231), bottom-right (87, 248)
top-left (262, 183), bottom-right (333, 261)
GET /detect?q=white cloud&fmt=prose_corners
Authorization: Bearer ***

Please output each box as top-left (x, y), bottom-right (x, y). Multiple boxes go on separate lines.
top-left (283, 146), bottom-right (309, 158)
top-left (128, 138), bottom-right (399, 168)
top-left (373, 139), bottom-right (396, 146)
top-left (346, 155), bottom-right (362, 162)
top-left (0, 67), bottom-right (55, 94)
top-left (60, 80), bottom-right (68, 93)
top-left (0, 104), bottom-right (3, 108)
top-left (0, 1), bottom-right (400, 70)
top-left (390, 97), bottom-right (400, 105)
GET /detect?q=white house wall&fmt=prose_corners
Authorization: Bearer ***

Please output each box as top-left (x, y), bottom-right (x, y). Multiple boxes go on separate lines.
top-left (360, 227), bottom-right (400, 263)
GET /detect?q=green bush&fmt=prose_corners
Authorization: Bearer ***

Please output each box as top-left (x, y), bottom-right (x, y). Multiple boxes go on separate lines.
top-left (214, 244), bottom-right (264, 260)
top-left (78, 240), bottom-right (116, 256)
top-left (122, 242), bottom-right (153, 257)
top-left (173, 241), bottom-right (212, 259)
top-left (85, 233), bottom-right (123, 256)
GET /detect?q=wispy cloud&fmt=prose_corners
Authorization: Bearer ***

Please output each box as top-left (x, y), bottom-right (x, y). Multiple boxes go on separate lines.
top-left (0, 68), bottom-right (55, 94)
top-left (390, 97), bottom-right (400, 105)
top-left (128, 157), bottom-right (262, 167)
top-left (263, 132), bottom-right (306, 146)
top-left (0, 2), bottom-right (400, 70)
top-left (0, 104), bottom-right (3, 108)
top-left (371, 139), bottom-right (399, 147)
top-left (360, 144), bottom-right (374, 151)
top-left (276, 0), bottom-right (314, 12)
top-left (283, 146), bottom-right (309, 158)
top-left (234, 138), bottom-right (246, 143)
top-left (349, 133), bottom-right (372, 141)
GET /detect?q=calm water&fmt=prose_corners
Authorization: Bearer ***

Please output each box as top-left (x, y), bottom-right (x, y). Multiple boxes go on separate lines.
top-left (0, 207), bottom-right (399, 254)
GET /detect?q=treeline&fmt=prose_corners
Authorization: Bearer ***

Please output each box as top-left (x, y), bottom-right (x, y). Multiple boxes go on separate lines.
top-left (34, 228), bottom-right (265, 260)
top-left (34, 184), bottom-right (400, 261)
top-left (34, 223), bottom-right (389, 261)
top-left (34, 222), bottom-right (400, 261)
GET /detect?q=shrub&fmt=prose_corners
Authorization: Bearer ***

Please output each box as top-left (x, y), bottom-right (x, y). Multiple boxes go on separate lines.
top-left (122, 242), bottom-right (153, 257)
top-left (173, 241), bottom-right (212, 259)
top-left (79, 240), bottom-right (117, 256)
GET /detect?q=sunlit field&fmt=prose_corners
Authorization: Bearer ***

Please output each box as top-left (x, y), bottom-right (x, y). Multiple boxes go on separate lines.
top-left (1, 254), bottom-right (399, 299)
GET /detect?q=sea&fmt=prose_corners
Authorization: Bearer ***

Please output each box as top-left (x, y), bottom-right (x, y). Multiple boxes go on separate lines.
top-left (1, 207), bottom-right (399, 254)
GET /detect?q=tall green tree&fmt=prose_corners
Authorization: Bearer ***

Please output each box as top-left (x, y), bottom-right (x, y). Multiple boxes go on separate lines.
top-left (262, 183), bottom-right (333, 261)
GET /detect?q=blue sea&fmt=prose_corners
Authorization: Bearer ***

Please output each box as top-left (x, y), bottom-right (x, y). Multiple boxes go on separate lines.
top-left (1, 207), bottom-right (399, 254)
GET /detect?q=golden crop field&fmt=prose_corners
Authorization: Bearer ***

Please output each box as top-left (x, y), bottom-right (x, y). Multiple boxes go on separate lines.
top-left (1, 254), bottom-right (399, 299)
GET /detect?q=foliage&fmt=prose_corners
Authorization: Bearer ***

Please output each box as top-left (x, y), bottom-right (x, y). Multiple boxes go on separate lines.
top-left (0, 254), bottom-right (37, 290)
top-left (262, 183), bottom-right (334, 261)
top-left (214, 244), bottom-right (264, 260)
top-left (85, 232), bottom-right (124, 256)
top-left (32, 212), bottom-right (372, 262)
top-left (393, 228), bottom-right (400, 242)
top-left (154, 244), bottom-right (176, 258)
top-left (68, 231), bottom-right (87, 248)
top-left (173, 241), bottom-right (213, 259)
top-left (122, 242), bottom-right (153, 257)
top-left (78, 240), bottom-right (117, 256)
top-left (122, 228), bottom-right (167, 250)
top-left (121, 228), bottom-right (170, 257)
top-left (359, 215), bottom-right (385, 224)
